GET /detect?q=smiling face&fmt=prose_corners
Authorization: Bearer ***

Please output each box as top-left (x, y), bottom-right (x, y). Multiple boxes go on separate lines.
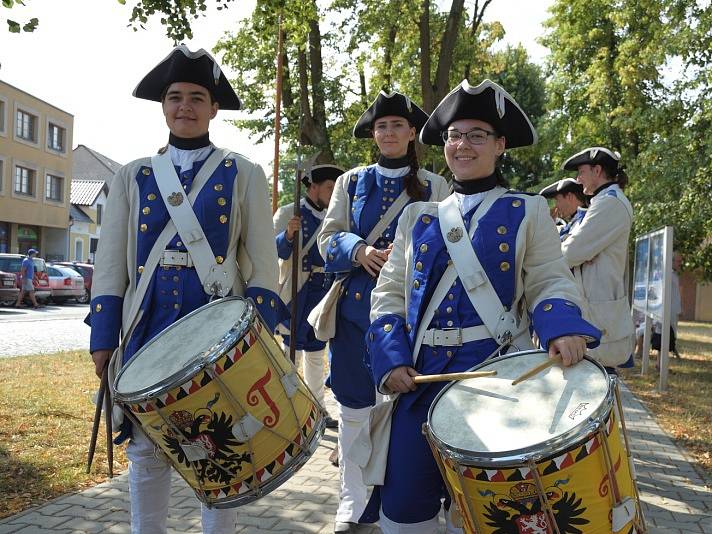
top-left (575, 163), bottom-right (610, 195)
top-left (553, 192), bottom-right (581, 219)
top-left (443, 119), bottom-right (505, 181)
top-left (372, 115), bottom-right (416, 159)
top-left (162, 82), bottom-right (218, 138)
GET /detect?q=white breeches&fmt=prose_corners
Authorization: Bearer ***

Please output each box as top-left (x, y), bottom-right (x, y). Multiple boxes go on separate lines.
top-left (335, 402), bottom-right (371, 523)
top-left (126, 431), bottom-right (238, 534)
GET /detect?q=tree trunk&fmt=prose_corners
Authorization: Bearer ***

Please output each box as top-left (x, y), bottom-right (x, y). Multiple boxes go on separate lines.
top-left (359, 67), bottom-right (368, 108)
top-left (463, 0), bottom-right (493, 80)
top-left (382, 25), bottom-right (397, 90)
top-left (419, 0), bottom-right (466, 112)
top-left (419, 0), bottom-right (434, 112)
top-left (308, 15), bottom-right (334, 163)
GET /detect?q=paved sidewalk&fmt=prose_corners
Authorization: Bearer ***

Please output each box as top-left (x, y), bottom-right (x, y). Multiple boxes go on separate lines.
top-left (0, 384), bottom-right (710, 533)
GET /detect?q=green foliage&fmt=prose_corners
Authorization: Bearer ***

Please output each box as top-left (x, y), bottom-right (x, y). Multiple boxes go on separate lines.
top-left (124, 0), bottom-right (235, 42)
top-left (3, 0), bottom-right (38, 33)
top-left (541, 0), bottom-right (712, 279)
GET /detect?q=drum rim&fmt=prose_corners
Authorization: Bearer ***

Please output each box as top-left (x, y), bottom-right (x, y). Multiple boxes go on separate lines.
top-left (425, 349), bottom-right (613, 468)
top-left (113, 296), bottom-right (255, 403)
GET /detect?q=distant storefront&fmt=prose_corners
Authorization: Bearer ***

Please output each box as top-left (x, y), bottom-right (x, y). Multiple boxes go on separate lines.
top-left (0, 223), bottom-right (9, 253)
top-left (16, 225), bottom-right (40, 255)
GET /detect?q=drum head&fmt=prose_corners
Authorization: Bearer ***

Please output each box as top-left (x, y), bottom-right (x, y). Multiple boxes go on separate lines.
top-left (429, 351), bottom-right (610, 463)
top-left (115, 297), bottom-right (251, 397)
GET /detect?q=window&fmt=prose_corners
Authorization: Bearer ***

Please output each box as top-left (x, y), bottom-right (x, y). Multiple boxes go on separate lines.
top-left (96, 204), bottom-right (103, 225)
top-left (16, 109), bottom-right (37, 142)
top-left (48, 123), bottom-right (65, 152)
top-left (14, 165), bottom-right (35, 196)
top-left (46, 174), bottom-right (63, 202)
top-left (74, 240), bottom-right (83, 262)
top-left (0, 158), bottom-right (3, 193)
top-left (0, 99), bottom-right (5, 133)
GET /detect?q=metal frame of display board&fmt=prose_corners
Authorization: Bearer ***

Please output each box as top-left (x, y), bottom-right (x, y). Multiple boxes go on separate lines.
top-left (631, 226), bottom-right (673, 391)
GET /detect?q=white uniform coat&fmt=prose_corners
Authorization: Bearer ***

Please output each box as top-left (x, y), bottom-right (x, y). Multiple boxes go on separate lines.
top-left (562, 183), bottom-right (634, 366)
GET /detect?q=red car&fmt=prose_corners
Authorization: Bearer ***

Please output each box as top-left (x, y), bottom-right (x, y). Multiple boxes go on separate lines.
top-left (46, 265), bottom-right (85, 304)
top-left (0, 253), bottom-right (51, 303)
top-left (53, 261), bottom-right (93, 304)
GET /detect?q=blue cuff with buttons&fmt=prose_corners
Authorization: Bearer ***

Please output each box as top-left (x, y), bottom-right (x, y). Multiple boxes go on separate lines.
top-left (89, 295), bottom-right (124, 353)
top-left (247, 287), bottom-right (285, 332)
top-left (365, 314), bottom-right (413, 392)
top-left (275, 230), bottom-right (294, 260)
top-left (324, 232), bottom-right (365, 272)
top-left (532, 298), bottom-right (601, 350)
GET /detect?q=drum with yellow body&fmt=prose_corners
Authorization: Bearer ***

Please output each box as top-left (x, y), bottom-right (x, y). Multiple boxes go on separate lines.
top-left (114, 297), bottom-right (325, 508)
top-left (425, 350), bottom-right (645, 534)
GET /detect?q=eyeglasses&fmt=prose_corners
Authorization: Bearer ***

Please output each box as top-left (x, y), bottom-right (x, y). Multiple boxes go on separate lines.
top-left (442, 127), bottom-right (496, 145)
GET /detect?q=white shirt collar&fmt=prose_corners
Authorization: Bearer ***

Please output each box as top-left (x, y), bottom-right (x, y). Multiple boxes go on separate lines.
top-left (168, 144), bottom-right (215, 174)
top-left (375, 163), bottom-right (410, 178)
top-left (301, 197), bottom-right (326, 220)
top-left (454, 191), bottom-right (487, 216)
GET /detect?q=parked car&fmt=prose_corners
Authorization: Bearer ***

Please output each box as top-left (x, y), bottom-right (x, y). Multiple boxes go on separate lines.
top-left (52, 261), bottom-right (93, 304)
top-left (0, 270), bottom-right (20, 306)
top-left (0, 253), bottom-right (51, 303)
top-left (46, 265), bottom-right (85, 304)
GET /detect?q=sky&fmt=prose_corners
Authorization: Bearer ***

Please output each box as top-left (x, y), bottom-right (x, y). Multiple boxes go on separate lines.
top-left (0, 0), bottom-right (553, 173)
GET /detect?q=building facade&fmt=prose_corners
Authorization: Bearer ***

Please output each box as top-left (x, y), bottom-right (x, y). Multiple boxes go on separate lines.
top-left (0, 80), bottom-right (74, 259)
top-left (69, 145), bottom-right (121, 263)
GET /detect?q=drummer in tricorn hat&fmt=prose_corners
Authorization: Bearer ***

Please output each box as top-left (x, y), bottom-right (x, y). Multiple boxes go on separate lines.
top-left (88, 45), bottom-right (281, 533)
top-left (359, 80), bottom-right (601, 532)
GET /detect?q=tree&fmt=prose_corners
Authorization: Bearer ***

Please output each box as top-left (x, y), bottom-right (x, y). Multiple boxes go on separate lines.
top-left (3, 0), bottom-right (37, 33)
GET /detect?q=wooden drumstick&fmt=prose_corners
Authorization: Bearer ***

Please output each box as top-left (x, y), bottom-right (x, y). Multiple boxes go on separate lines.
top-left (412, 370), bottom-right (497, 384)
top-left (511, 354), bottom-right (562, 386)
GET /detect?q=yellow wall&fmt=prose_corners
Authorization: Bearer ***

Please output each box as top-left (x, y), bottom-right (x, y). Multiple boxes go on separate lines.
top-left (0, 80), bottom-right (73, 231)
top-left (695, 283), bottom-right (712, 322)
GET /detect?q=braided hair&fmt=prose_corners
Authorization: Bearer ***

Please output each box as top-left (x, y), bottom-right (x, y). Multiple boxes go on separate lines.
top-left (404, 140), bottom-right (426, 201)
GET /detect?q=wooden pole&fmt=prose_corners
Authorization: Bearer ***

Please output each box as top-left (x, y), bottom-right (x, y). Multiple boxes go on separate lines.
top-left (272, 15), bottom-right (284, 214)
top-left (289, 150), bottom-right (301, 364)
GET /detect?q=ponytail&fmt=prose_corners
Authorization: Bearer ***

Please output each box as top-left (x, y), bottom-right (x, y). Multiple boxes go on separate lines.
top-left (404, 140), bottom-right (426, 201)
top-left (615, 166), bottom-right (628, 190)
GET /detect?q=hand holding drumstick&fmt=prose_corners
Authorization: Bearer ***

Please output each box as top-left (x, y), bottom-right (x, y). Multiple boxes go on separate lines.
top-left (512, 335), bottom-right (587, 385)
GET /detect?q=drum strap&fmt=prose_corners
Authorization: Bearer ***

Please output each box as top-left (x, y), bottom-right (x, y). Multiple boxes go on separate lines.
top-left (152, 148), bottom-right (236, 297)
top-left (436, 190), bottom-right (532, 349)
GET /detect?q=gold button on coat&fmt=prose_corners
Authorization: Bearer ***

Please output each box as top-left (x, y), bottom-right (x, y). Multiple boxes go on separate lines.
top-left (173, 289), bottom-right (178, 296)
top-left (415, 262), bottom-right (423, 271)
top-left (500, 261), bottom-right (510, 271)
top-left (95, 303), bottom-right (102, 312)
top-left (217, 197), bottom-right (226, 206)
top-left (351, 175), bottom-right (357, 182)
top-left (446, 350), bottom-right (453, 358)
top-left (142, 168), bottom-right (151, 175)
top-left (219, 215), bottom-right (228, 224)
top-left (406, 324), bottom-right (412, 333)
top-left (543, 303), bottom-right (553, 311)
top-left (256, 296), bottom-right (264, 304)
top-left (421, 215), bottom-right (431, 224)
top-left (499, 243), bottom-right (510, 253)
top-left (147, 193), bottom-right (156, 201)
top-left (413, 280), bottom-right (420, 289)
top-left (215, 256), bottom-right (224, 264)
top-left (420, 244), bottom-right (428, 253)
top-left (497, 226), bottom-right (507, 235)
top-left (140, 223), bottom-right (148, 232)
top-left (448, 293), bottom-right (454, 300)
top-left (512, 199), bottom-right (522, 207)
top-left (173, 276), bottom-right (179, 282)
top-left (142, 207), bottom-right (151, 215)
top-left (355, 292), bottom-right (362, 301)
top-left (446, 306), bottom-right (453, 313)
top-left (174, 303), bottom-right (180, 309)
top-left (214, 183), bottom-right (224, 191)
top-left (224, 159), bottom-right (233, 167)
top-left (384, 324), bottom-right (393, 333)
top-left (137, 266), bottom-right (144, 273)
top-left (270, 299), bottom-right (276, 308)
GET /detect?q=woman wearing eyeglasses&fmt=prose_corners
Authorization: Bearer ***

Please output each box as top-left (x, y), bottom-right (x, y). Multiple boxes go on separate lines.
top-left (360, 80), bottom-right (600, 532)
top-left (315, 90), bottom-right (448, 533)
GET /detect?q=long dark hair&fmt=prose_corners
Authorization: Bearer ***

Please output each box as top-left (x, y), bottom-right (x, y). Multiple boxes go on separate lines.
top-left (602, 163), bottom-right (629, 191)
top-left (405, 140), bottom-right (426, 201)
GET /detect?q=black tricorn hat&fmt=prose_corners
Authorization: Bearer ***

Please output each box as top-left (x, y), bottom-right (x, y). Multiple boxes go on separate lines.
top-left (301, 164), bottom-right (345, 186)
top-left (133, 45), bottom-right (241, 110)
top-left (562, 147), bottom-right (621, 172)
top-left (419, 79), bottom-right (537, 148)
top-left (539, 178), bottom-right (584, 198)
top-left (353, 91), bottom-right (429, 138)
